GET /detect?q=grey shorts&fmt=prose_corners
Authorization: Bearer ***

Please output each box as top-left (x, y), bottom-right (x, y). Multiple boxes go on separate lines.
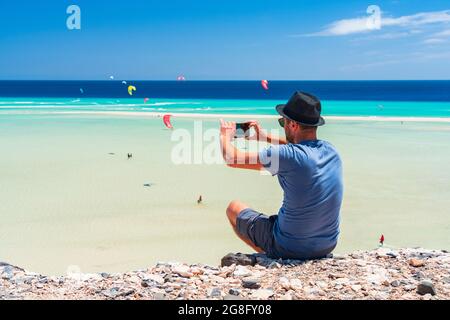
top-left (236, 208), bottom-right (285, 259)
top-left (236, 208), bottom-right (336, 260)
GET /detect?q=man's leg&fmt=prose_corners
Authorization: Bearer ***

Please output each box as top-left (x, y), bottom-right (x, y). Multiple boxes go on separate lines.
top-left (226, 200), bottom-right (264, 253)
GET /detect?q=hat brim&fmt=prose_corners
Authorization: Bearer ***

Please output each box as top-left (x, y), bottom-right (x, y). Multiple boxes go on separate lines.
top-left (276, 104), bottom-right (325, 127)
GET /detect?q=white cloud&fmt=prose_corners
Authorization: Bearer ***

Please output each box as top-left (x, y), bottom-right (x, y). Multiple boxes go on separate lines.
top-left (433, 29), bottom-right (450, 37)
top-left (423, 28), bottom-right (450, 45)
top-left (424, 38), bottom-right (447, 44)
top-left (309, 10), bottom-right (450, 37)
top-left (367, 31), bottom-right (412, 40)
top-left (382, 10), bottom-right (450, 27)
top-left (414, 51), bottom-right (450, 60)
top-left (312, 17), bottom-right (371, 36)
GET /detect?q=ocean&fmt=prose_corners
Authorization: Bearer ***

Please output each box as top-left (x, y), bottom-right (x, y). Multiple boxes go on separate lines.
top-left (0, 80), bottom-right (450, 118)
top-left (1, 80), bottom-right (450, 101)
top-left (0, 80), bottom-right (449, 275)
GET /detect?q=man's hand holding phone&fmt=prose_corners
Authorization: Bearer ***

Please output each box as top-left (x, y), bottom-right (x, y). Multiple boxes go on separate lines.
top-left (245, 120), bottom-right (268, 142)
top-left (220, 119), bottom-right (269, 142)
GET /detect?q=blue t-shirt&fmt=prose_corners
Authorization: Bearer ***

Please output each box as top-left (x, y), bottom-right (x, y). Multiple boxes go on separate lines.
top-left (259, 140), bottom-right (343, 256)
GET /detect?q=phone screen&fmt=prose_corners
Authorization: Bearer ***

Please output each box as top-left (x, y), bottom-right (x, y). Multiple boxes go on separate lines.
top-left (236, 123), bottom-right (250, 131)
top-left (235, 122), bottom-right (251, 138)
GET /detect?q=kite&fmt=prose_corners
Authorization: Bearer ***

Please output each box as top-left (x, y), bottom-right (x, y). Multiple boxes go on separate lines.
top-left (261, 80), bottom-right (269, 90)
top-left (109, 75), bottom-right (114, 80)
top-left (177, 75), bottom-right (186, 81)
top-left (128, 85), bottom-right (136, 96)
top-left (163, 114), bottom-right (173, 129)
top-left (122, 80), bottom-right (127, 85)
top-left (79, 88), bottom-right (84, 94)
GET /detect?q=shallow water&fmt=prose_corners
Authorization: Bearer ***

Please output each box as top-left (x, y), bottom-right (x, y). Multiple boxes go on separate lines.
top-left (0, 97), bottom-right (449, 117)
top-left (0, 111), bottom-right (449, 275)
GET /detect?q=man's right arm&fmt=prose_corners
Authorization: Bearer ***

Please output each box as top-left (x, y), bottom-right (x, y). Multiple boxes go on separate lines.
top-left (248, 121), bottom-right (287, 145)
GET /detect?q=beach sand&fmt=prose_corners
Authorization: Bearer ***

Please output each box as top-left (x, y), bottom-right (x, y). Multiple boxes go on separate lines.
top-left (0, 113), bottom-right (449, 275)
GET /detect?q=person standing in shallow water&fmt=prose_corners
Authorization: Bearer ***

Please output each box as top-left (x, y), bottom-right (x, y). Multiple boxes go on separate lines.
top-left (220, 91), bottom-right (344, 260)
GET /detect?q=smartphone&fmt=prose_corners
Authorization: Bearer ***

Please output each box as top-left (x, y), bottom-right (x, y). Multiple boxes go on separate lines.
top-left (234, 122), bottom-right (251, 138)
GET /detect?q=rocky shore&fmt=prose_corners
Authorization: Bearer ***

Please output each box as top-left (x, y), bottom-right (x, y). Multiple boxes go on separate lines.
top-left (1, 248), bottom-right (449, 300)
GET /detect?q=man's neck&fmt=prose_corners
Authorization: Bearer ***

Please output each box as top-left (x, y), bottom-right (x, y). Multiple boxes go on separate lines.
top-left (292, 133), bottom-right (317, 144)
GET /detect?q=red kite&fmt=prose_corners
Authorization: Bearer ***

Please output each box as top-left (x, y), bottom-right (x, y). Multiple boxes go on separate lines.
top-left (261, 80), bottom-right (269, 90)
top-left (163, 114), bottom-right (173, 129)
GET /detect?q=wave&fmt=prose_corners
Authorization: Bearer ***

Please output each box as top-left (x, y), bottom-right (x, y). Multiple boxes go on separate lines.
top-left (0, 101), bottom-right (35, 105)
top-left (0, 101), bottom-right (77, 106)
top-left (0, 105), bottom-right (72, 109)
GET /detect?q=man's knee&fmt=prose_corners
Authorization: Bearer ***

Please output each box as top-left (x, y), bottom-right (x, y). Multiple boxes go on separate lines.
top-left (226, 200), bottom-right (239, 220)
top-left (226, 200), bottom-right (247, 223)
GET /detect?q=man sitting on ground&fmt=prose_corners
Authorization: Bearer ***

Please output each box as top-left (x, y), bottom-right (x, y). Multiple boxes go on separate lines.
top-left (220, 91), bottom-right (343, 260)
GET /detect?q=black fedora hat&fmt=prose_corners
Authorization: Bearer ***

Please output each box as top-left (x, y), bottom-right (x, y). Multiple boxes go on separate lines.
top-left (276, 91), bottom-right (325, 126)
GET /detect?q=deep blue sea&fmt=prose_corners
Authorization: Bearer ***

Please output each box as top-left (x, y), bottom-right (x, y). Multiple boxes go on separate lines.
top-left (1, 80), bottom-right (450, 101)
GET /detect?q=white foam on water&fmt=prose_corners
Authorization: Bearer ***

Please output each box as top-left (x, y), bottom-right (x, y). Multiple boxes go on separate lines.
top-left (30, 110), bottom-right (450, 123)
top-left (0, 105), bottom-right (70, 109)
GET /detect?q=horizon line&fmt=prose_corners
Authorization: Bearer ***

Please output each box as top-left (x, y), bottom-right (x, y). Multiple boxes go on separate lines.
top-left (0, 79), bottom-right (450, 82)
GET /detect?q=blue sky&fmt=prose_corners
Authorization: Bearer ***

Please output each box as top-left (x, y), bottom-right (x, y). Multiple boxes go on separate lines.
top-left (0, 0), bottom-right (449, 80)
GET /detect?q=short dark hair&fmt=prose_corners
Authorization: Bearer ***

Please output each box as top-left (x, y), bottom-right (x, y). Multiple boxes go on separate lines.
top-left (285, 118), bottom-right (317, 131)
top-left (299, 124), bottom-right (317, 131)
